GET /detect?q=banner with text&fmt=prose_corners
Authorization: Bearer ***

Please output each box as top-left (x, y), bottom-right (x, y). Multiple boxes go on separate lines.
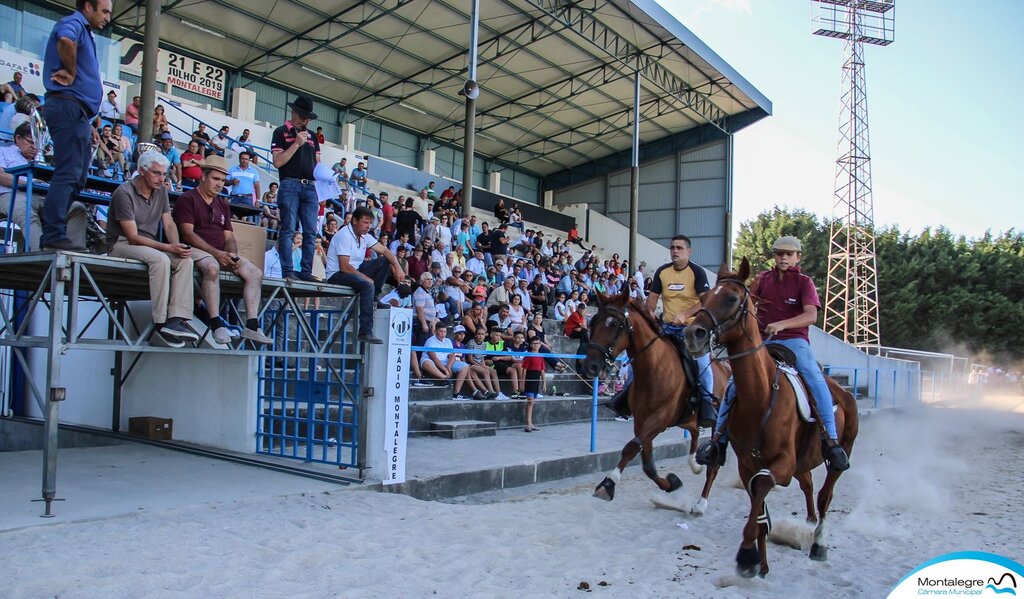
top-left (383, 308), bottom-right (413, 485)
top-left (119, 41), bottom-right (225, 101)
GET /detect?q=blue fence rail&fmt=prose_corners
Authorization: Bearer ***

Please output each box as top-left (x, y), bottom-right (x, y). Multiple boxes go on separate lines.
top-left (409, 345), bottom-right (603, 451)
top-left (822, 364), bottom-right (922, 409)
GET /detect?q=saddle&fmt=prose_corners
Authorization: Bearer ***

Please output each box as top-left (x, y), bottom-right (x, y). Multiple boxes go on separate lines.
top-left (766, 345), bottom-right (836, 423)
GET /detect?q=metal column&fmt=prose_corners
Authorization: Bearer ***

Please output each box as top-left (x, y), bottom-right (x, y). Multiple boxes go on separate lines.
top-left (137, 0), bottom-right (162, 143)
top-left (40, 253), bottom-right (68, 517)
top-left (628, 75), bottom-right (640, 269)
top-left (460, 0), bottom-right (480, 216)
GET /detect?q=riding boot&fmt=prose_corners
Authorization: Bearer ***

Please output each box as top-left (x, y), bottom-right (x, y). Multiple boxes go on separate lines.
top-left (698, 397), bottom-right (717, 428)
top-left (695, 431), bottom-right (728, 467)
top-left (606, 385), bottom-right (631, 418)
top-left (822, 438), bottom-right (850, 472)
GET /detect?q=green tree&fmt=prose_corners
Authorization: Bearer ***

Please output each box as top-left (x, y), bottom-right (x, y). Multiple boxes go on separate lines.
top-left (734, 209), bottom-right (1024, 362)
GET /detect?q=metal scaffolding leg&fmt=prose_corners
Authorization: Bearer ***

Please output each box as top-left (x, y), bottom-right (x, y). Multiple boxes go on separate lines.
top-left (39, 253), bottom-right (68, 517)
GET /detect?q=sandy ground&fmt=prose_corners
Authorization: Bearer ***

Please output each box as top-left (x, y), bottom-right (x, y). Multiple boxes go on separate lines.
top-left (2, 398), bottom-right (1022, 598)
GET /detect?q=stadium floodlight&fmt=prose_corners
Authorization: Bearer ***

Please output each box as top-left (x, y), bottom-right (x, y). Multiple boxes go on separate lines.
top-left (179, 19), bottom-right (225, 39)
top-left (301, 66), bottom-right (337, 81)
top-left (399, 102), bottom-right (427, 115)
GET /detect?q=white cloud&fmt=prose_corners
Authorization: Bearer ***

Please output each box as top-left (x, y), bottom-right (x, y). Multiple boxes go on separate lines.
top-left (712, 0), bottom-right (753, 16)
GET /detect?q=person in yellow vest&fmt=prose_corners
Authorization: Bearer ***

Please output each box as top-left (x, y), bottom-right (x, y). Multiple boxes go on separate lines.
top-left (609, 235), bottom-right (716, 426)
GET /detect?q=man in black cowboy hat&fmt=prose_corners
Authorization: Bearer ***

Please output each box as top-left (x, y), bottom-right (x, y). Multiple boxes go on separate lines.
top-left (271, 95), bottom-right (321, 282)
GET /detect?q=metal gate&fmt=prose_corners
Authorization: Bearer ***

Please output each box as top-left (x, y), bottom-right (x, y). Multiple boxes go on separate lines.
top-left (256, 302), bottom-right (364, 468)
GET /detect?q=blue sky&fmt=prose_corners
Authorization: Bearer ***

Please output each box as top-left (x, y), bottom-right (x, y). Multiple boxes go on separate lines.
top-left (660, 0), bottom-right (1023, 239)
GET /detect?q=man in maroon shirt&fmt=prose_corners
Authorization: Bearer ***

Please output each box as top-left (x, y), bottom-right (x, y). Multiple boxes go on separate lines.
top-left (172, 155), bottom-right (272, 347)
top-left (696, 236), bottom-right (850, 472)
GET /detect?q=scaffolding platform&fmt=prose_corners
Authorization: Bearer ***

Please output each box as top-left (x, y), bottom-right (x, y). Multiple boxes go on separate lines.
top-left (0, 250), bottom-right (366, 517)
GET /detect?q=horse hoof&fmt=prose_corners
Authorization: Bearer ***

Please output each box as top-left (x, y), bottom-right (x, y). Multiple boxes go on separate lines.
top-left (665, 473), bottom-right (683, 493)
top-left (736, 546), bottom-right (759, 578)
top-left (593, 478), bottom-right (615, 501)
top-left (690, 497), bottom-right (708, 517)
top-left (758, 565), bottom-right (770, 578)
top-left (809, 543), bottom-right (828, 562)
top-left (735, 564), bottom-right (757, 579)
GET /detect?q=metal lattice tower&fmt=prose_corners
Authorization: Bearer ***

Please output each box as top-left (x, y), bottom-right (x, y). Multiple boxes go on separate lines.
top-left (812, 0), bottom-right (894, 351)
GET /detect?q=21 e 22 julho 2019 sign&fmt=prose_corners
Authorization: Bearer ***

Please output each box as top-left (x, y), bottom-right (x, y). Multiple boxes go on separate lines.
top-left (165, 52), bottom-right (224, 101)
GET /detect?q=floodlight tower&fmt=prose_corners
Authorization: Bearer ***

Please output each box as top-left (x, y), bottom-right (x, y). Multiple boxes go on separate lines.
top-left (812, 0), bottom-right (894, 352)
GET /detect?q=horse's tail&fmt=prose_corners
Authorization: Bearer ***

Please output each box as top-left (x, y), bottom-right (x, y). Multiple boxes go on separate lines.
top-left (826, 376), bottom-right (859, 455)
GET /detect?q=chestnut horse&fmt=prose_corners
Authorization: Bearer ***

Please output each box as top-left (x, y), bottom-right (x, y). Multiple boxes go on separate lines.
top-left (683, 258), bottom-right (858, 578)
top-left (581, 291), bottom-right (730, 515)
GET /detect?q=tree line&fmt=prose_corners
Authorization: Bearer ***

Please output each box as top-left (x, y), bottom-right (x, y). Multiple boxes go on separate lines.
top-left (731, 207), bottom-right (1024, 362)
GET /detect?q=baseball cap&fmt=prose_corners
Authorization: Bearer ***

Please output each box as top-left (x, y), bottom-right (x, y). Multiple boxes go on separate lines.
top-left (159, 132), bottom-right (174, 141)
top-left (772, 236), bottom-right (802, 252)
top-left (452, 325), bottom-right (466, 334)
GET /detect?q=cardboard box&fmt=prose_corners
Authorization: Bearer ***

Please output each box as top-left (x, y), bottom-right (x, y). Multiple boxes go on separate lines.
top-left (231, 219), bottom-right (268, 272)
top-left (129, 416), bottom-right (173, 440)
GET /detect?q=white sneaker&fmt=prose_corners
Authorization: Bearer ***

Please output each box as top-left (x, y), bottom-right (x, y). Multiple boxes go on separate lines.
top-left (496, 392), bottom-right (510, 401)
top-left (212, 326), bottom-right (231, 345)
top-left (453, 394), bottom-right (471, 401)
top-left (536, 393), bottom-right (544, 399)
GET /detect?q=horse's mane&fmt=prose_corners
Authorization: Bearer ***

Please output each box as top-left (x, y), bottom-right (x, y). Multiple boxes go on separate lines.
top-left (601, 292), bottom-right (661, 332)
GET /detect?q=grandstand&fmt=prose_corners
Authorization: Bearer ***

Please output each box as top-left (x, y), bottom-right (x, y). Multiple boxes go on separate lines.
top-left (0, 0), bottom-right (789, 510)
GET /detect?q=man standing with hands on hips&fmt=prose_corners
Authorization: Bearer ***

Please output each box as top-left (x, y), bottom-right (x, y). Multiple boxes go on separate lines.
top-left (41, 0), bottom-right (111, 251)
top-left (271, 96), bottom-right (320, 282)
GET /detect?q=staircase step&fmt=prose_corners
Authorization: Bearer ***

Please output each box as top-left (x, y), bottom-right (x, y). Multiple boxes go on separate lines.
top-left (410, 395), bottom-right (616, 436)
top-left (409, 382), bottom-right (454, 401)
top-left (429, 419), bottom-right (497, 440)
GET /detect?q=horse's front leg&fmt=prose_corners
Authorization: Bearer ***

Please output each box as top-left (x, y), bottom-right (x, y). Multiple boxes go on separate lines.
top-left (593, 436), bottom-right (642, 501)
top-left (795, 470), bottom-right (817, 524)
top-left (686, 424), bottom-right (704, 475)
top-left (736, 464), bottom-right (775, 579)
top-left (690, 464), bottom-right (719, 517)
top-left (640, 437), bottom-right (683, 493)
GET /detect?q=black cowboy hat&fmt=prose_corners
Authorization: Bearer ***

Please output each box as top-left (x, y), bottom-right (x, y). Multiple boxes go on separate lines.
top-left (288, 95), bottom-right (318, 120)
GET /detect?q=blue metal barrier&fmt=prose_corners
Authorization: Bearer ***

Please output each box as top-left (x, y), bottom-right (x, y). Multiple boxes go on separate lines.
top-left (257, 306), bottom-right (361, 466)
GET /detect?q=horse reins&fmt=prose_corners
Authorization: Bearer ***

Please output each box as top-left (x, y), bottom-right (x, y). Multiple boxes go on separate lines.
top-left (586, 305), bottom-right (661, 370)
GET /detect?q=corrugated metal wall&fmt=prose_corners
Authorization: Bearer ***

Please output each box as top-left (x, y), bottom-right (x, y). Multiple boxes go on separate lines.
top-left (550, 139), bottom-right (730, 267)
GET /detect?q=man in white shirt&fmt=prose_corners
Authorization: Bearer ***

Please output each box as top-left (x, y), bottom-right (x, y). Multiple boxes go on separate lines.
top-left (465, 250), bottom-right (486, 277)
top-left (420, 323), bottom-right (455, 381)
top-left (99, 90), bottom-right (121, 121)
top-left (326, 205), bottom-right (405, 344)
top-left (633, 261), bottom-right (647, 295)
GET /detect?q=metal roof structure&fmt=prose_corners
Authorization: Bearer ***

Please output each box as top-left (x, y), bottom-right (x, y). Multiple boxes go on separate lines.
top-left (72, 0), bottom-right (771, 179)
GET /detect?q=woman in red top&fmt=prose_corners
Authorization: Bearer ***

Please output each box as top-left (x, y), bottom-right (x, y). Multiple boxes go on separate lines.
top-left (180, 141), bottom-right (205, 188)
top-left (567, 223), bottom-right (585, 249)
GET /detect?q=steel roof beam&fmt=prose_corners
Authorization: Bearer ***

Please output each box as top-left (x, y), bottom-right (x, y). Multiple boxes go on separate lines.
top-left (522, 0), bottom-right (731, 134)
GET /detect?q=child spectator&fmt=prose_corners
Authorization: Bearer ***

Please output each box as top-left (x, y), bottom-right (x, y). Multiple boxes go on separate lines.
top-left (507, 331), bottom-right (529, 398)
top-left (521, 337), bottom-right (546, 431)
top-left (485, 326), bottom-right (518, 400)
top-left (465, 326), bottom-right (504, 400)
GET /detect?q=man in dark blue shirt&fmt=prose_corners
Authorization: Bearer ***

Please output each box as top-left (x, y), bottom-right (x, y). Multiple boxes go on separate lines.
top-left (40, 0), bottom-right (110, 251)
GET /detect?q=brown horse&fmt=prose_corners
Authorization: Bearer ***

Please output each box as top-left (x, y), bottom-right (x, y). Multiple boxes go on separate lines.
top-left (580, 291), bottom-right (730, 514)
top-left (683, 258), bottom-right (859, 578)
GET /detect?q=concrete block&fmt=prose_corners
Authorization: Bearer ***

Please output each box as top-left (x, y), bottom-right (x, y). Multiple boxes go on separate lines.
top-left (429, 420), bottom-right (497, 440)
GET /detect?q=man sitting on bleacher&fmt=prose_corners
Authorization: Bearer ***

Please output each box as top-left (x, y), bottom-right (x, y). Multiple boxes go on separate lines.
top-left (171, 155), bottom-right (272, 347)
top-left (325, 205), bottom-right (406, 345)
top-left (0, 123), bottom-right (88, 251)
top-left (107, 151), bottom-right (198, 347)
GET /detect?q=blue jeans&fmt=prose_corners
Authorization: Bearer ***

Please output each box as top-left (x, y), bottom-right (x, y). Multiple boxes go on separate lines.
top-left (714, 338), bottom-right (838, 439)
top-left (662, 323), bottom-right (713, 405)
top-left (327, 257), bottom-right (390, 336)
top-left (41, 95), bottom-right (93, 247)
top-left (276, 179), bottom-right (319, 277)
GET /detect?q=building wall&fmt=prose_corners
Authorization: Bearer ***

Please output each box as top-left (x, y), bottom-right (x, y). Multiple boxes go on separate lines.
top-left (552, 138), bottom-right (732, 268)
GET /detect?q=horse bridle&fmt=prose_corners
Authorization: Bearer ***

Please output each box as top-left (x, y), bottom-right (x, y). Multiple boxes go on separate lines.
top-left (694, 278), bottom-right (770, 362)
top-left (586, 305), bottom-right (635, 364)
